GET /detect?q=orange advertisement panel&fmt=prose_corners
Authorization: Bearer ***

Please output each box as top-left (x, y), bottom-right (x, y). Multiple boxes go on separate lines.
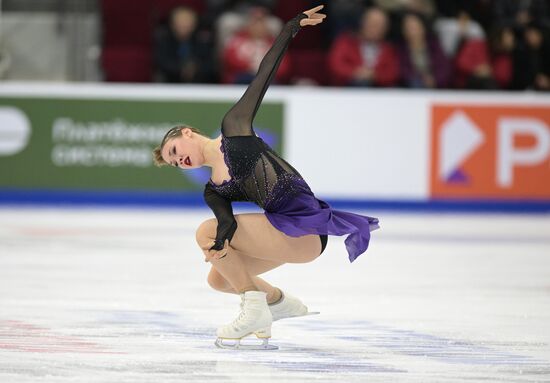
top-left (431, 105), bottom-right (550, 199)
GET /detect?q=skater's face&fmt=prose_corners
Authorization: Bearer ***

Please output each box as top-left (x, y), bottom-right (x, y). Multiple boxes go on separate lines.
top-left (161, 127), bottom-right (204, 169)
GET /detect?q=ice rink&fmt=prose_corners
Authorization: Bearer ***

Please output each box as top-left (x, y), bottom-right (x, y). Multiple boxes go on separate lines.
top-left (1, 207), bottom-right (549, 382)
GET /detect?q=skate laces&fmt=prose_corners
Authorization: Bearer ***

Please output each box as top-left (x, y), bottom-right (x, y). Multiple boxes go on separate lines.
top-left (232, 294), bottom-right (262, 326)
top-left (230, 295), bottom-right (248, 326)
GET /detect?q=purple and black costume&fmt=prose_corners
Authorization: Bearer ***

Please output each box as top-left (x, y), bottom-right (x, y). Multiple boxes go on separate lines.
top-left (204, 13), bottom-right (379, 262)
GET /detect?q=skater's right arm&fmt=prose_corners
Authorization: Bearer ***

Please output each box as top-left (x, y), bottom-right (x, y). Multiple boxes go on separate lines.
top-left (220, 14), bottom-right (305, 138)
top-left (203, 183), bottom-right (237, 251)
top-left (220, 5), bottom-right (325, 138)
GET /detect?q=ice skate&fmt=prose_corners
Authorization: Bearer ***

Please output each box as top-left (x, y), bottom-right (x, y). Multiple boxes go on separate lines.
top-left (269, 290), bottom-right (320, 321)
top-left (215, 290), bottom-right (277, 350)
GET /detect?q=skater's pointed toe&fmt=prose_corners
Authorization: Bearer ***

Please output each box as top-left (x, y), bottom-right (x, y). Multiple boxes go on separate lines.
top-left (269, 290), bottom-right (312, 321)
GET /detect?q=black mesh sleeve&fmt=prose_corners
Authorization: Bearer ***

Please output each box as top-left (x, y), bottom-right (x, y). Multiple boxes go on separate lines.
top-left (221, 13), bottom-right (308, 137)
top-left (203, 182), bottom-right (238, 251)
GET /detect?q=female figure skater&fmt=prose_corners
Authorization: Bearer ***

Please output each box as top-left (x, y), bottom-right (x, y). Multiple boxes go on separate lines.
top-left (153, 5), bottom-right (379, 349)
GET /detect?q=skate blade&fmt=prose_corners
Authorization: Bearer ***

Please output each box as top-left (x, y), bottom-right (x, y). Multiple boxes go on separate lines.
top-left (276, 311), bottom-right (320, 321)
top-left (215, 336), bottom-right (278, 350)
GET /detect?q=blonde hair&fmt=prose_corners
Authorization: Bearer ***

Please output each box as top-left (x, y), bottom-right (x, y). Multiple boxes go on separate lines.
top-left (152, 125), bottom-right (207, 167)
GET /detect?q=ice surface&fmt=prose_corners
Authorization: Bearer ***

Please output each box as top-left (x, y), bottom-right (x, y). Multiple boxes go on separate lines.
top-left (1, 207), bottom-right (549, 382)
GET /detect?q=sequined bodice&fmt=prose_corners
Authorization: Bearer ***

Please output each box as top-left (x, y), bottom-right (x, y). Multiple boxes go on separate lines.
top-left (208, 135), bottom-right (307, 211)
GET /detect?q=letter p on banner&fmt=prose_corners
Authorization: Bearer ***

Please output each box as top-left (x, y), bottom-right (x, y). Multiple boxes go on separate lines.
top-left (431, 105), bottom-right (550, 199)
top-left (498, 117), bottom-right (550, 188)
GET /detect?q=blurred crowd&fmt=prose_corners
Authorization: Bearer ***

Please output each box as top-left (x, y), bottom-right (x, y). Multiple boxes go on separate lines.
top-left (108, 0), bottom-right (550, 90)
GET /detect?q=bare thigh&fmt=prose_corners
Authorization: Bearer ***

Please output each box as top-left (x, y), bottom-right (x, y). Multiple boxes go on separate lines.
top-left (229, 213), bottom-right (322, 264)
top-left (197, 213), bottom-right (322, 279)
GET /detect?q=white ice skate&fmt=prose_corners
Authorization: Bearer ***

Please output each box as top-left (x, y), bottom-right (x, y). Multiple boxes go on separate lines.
top-left (215, 290), bottom-right (277, 350)
top-left (269, 290), bottom-right (320, 322)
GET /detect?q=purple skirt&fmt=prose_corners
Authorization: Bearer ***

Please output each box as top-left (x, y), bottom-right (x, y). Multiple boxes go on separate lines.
top-left (264, 178), bottom-right (379, 263)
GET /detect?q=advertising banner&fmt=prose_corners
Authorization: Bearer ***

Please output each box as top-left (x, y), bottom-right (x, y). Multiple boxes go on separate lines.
top-left (1, 85), bottom-right (549, 210)
top-left (0, 97), bottom-right (283, 191)
top-left (431, 104), bottom-right (550, 199)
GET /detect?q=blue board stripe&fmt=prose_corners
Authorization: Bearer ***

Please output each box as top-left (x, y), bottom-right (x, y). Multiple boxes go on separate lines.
top-left (0, 188), bottom-right (549, 213)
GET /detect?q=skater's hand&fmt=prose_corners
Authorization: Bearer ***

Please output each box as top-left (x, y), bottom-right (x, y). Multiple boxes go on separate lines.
top-left (202, 239), bottom-right (229, 262)
top-left (300, 5), bottom-right (326, 27)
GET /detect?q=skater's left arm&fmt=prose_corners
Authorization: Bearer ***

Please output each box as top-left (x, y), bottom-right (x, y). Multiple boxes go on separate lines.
top-left (221, 5), bottom-right (326, 137)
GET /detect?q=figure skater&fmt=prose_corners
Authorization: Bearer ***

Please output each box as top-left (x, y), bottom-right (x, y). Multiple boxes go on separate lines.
top-left (153, 5), bottom-right (379, 349)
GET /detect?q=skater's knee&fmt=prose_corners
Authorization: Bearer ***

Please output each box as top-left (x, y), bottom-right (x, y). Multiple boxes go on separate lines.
top-left (207, 268), bottom-right (232, 292)
top-left (195, 218), bottom-right (217, 247)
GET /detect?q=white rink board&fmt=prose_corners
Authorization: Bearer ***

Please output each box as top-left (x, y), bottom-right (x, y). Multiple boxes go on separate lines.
top-left (286, 89), bottom-right (431, 199)
top-left (1, 207), bottom-right (549, 382)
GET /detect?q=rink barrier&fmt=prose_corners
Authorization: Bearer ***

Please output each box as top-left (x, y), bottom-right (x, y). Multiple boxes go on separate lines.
top-left (1, 84), bottom-right (549, 205)
top-left (0, 189), bottom-right (548, 213)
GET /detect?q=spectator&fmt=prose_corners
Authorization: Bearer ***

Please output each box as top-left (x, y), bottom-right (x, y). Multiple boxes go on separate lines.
top-left (328, 7), bottom-right (399, 87)
top-left (398, 13), bottom-right (449, 88)
top-left (454, 37), bottom-right (495, 89)
top-left (221, 7), bottom-right (290, 84)
top-left (154, 6), bottom-right (216, 83)
top-left (512, 23), bottom-right (550, 90)
top-left (375, 0), bottom-right (435, 19)
top-left (493, 0), bottom-right (550, 30)
top-left (215, 5), bottom-right (282, 53)
top-left (490, 27), bottom-right (515, 89)
top-left (324, 0), bottom-right (374, 40)
top-left (435, 0), bottom-right (493, 30)
top-left (208, 0), bottom-right (279, 45)
top-left (208, 0), bottom-right (276, 16)
top-left (374, 0), bottom-right (435, 40)
top-left (434, 10), bottom-right (485, 57)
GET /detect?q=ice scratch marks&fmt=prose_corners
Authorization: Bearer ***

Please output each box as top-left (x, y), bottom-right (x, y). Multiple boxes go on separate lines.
top-left (294, 320), bottom-right (550, 369)
top-left (96, 310), bottom-right (405, 374)
top-left (251, 347), bottom-right (405, 374)
top-left (97, 310), bottom-right (213, 343)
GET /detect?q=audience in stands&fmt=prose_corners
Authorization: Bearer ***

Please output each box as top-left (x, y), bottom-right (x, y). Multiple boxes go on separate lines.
top-left (221, 7), bottom-right (290, 84)
top-left (512, 23), bottom-right (550, 90)
top-left (453, 35), bottom-right (495, 89)
top-left (208, 0), bottom-right (277, 15)
top-left (154, 6), bottom-right (216, 83)
top-left (375, 0), bottom-right (435, 19)
top-left (433, 6), bottom-right (494, 89)
top-left (324, 0), bottom-right (372, 41)
top-left (434, 10), bottom-right (485, 57)
top-left (104, 0), bottom-right (550, 91)
top-left (435, 0), bottom-right (493, 29)
top-left (489, 26), bottom-right (514, 89)
top-left (492, 0), bottom-right (550, 30)
top-left (215, 4), bottom-right (282, 54)
top-left (398, 13), bottom-right (449, 88)
top-left (328, 7), bottom-right (399, 87)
